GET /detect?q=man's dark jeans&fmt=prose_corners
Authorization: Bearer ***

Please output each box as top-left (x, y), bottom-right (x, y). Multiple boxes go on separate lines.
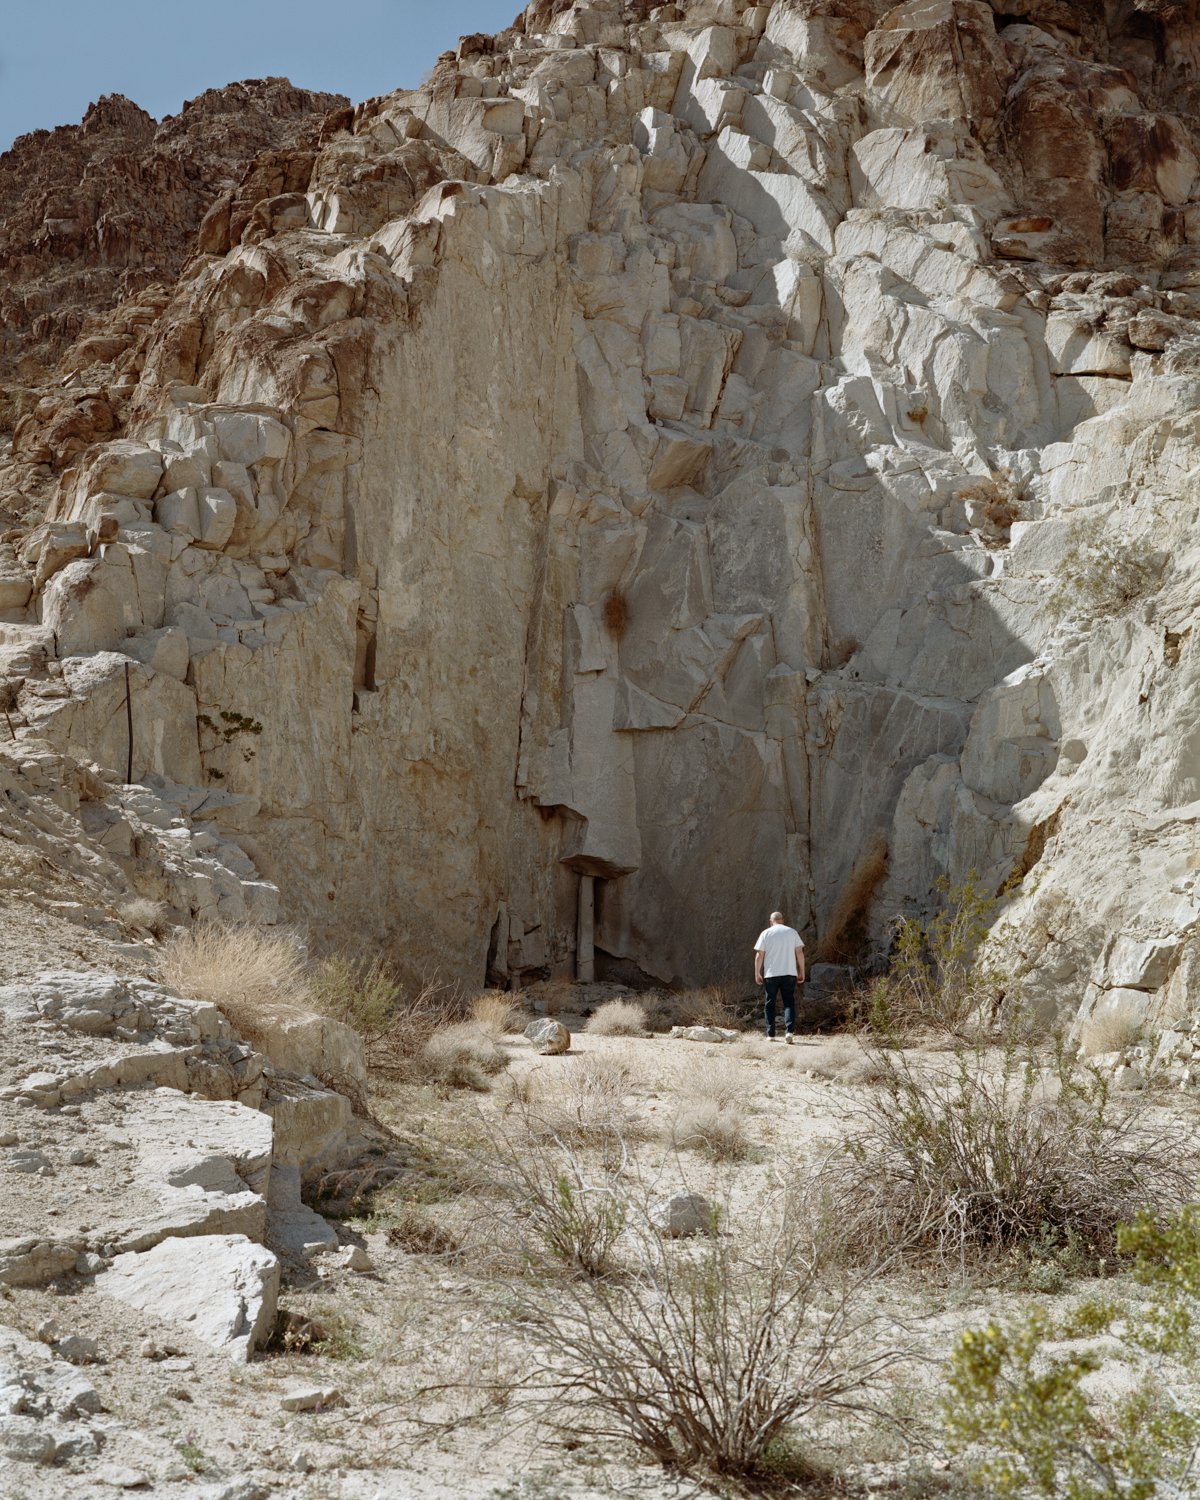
top-left (763, 975), bottom-right (798, 1037)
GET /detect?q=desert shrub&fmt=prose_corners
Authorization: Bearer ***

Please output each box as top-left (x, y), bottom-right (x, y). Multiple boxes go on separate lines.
top-left (584, 998), bottom-right (646, 1036)
top-left (943, 1204), bottom-right (1200, 1497)
top-left (653, 982), bottom-right (743, 1030)
top-left (855, 873), bottom-right (1008, 1040)
top-left (501, 1184), bottom-right (913, 1480)
top-left (508, 1055), bottom-right (642, 1156)
top-left (816, 1040), bottom-right (1195, 1273)
top-left (671, 1099), bottom-right (749, 1161)
top-left (385, 1206), bottom-right (462, 1258)
top-left (118, 896), bottom-right (171, 938)
top-left (470, 990), bottom-right (521, 1039)
top-left (308, 956), bottom-right (468, 1074)
top-left (955, 467), bottom-right (1025, 542)
top-left (309, 952), bottom-right (399, 1043)
top-left (159, 921), bottom-right (308, 1045)
top-left (1045, 521), bottom-right (1163, 623)
top-left (421, 1022), bottom-right (509, 1091)
top-left (1078, 994), bottom-right (1145, 1058)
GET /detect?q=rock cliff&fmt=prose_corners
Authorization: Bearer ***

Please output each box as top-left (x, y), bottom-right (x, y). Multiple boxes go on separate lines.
top-left (2, 0), bottom-right (1200, 1029)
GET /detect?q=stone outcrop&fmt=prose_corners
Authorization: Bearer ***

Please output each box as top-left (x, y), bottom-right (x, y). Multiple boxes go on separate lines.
top-left (1, 0), bottom-right (1200, 1030)
top-left (0, 80), bottom-right (348, 388)
top-left (0, 970), bottom-right (374, 1358)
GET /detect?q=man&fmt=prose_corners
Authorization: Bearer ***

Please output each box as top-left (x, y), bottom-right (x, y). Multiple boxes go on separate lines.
top-left (753, 911), bottom-right (805, 1042)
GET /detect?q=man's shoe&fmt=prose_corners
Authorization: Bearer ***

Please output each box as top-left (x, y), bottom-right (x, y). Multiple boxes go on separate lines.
top-left (766, 1034), bottom-right (777, 1041)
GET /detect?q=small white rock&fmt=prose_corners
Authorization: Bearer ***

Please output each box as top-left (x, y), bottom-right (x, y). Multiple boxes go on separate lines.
top-left (280, 1384), bottom-right (342, 1412)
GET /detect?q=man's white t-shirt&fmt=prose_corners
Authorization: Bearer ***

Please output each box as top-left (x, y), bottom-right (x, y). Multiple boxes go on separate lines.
top-left (754, 924), bottom-right (804, 978)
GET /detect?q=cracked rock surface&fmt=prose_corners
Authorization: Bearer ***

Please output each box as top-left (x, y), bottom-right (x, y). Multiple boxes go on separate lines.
top-left (2, 1), bottom-right (1200, 1021)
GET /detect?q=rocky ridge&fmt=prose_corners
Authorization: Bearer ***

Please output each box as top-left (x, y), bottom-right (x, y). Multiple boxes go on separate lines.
top-left (1, 0), bottom-right (1199, 1043)
top-left (0, 80), bottom-right (348, 391)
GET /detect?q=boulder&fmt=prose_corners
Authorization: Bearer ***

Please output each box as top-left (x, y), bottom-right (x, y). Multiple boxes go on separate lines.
top-left (97, 1233), bottom-right (280, 1362)
top-left (649, 1193), bottom-right (715, 1239)
top-left (524, 1018), bottom-right (571, 1055)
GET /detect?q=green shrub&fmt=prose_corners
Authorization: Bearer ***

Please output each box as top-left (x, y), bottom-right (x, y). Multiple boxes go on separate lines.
top-left (943, 1203), bottom-right (1200, 1499)
top-left (855, 873), bottom-right (1009, 1040)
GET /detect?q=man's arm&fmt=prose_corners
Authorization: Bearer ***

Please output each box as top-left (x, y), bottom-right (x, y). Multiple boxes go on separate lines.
top-left (796, 946), bottom-right (806, 983)
top-left (754, 946), bottom-right (764, 985)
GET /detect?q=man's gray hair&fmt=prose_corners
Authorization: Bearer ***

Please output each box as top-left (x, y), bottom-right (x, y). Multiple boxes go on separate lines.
top-left (770, 910), bottom-right (784, 923)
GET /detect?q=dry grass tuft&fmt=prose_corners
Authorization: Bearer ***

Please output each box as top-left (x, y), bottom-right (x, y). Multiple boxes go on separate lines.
top-left (471, 990), bottom-right (522, 1039)
top-left (119, 896), bottom-right (171, 938)
top-left (796, 1037), bottom-right (889, 1085)
top-left (1079, 996), bottom-right (1145, 1057)
top-left (159, 921), bottom-right (309, 1046)
top-left (421, 1023), bottom-right (509, 1091)
top-left (686, 1055), bottom-right (744, 1109)
top-left (652, 983), bottom-right (743, 1031)
top-left (672, 1100), bottom-right (749, 1161)
top-left (385, 1207), bottom-right (462, 1257)
top-left (505, 1054), bottom-right (643, 1153)
top-left (585, 998), bottom-right (647, 1036)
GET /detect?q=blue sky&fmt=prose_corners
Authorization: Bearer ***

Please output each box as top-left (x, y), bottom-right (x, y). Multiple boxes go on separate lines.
top-left (1, 0), bottom-right (522, 151)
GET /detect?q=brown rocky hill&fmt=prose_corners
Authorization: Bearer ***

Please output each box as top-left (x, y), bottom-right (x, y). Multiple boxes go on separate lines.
top-left (0, 79), bottom-right (349, 388)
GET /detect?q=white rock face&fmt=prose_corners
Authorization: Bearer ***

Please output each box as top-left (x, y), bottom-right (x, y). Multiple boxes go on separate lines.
top-left (4, 0), bottom-right (1200, 1021)
top-left (97, 1233), bottom-right (280, 1363)
top-left (0, 972), bottom-right (365, 1288)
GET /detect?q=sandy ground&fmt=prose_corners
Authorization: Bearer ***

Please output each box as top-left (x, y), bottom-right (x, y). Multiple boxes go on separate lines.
top-left (1, 896), bottom-right (1197, 1499)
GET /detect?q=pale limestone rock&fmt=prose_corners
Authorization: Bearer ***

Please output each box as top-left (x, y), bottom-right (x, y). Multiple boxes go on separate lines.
top-left (251, 1009), bottom-right (366, 1093)
top-left (524, 1018), bottom-right (571, 1055)
top-left (98, 1233), bottom-right (279, 1362)
top-left (279, 1384), bottom-right (341, 1412)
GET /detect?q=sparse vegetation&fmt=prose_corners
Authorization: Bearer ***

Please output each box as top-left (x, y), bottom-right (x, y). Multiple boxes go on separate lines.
top-left (159, 920), bottom-right (308, 1045)
top-left (1079, 993), bottom-right (1146, 1058)
top-left (503, 1054), bottom-right (643, 1153)
top-left (817, 1039), bottom-right (1195, 1273)
top-left (500, 1182), bottom-right (913, 1481)
top-left (384, 1205), bottom-right (462, 1257)
top-left (1044, 520), bottom-right (1164, 622)
top-left (671, 1098), bottom-right (749, 1160)
top-left (309, 951), bottom-right (402, 1047)
top-left (944, 1202), bottom-right (1200, 1497)
top-left (471, 989), bottom-right (521, 1038)
top-left (652, 981), bottom-right (743, 1030)
top-left (854, 872), bottom-right (1008, 1040)
top-left (955, 467), bottom-right (1026, 543)
top-left (118, 895), bottom-right (171, 938)
top-left (421, 1022), bottom-right (509, 1090)
top-left (584, 997), bottom-right (646, 1036)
